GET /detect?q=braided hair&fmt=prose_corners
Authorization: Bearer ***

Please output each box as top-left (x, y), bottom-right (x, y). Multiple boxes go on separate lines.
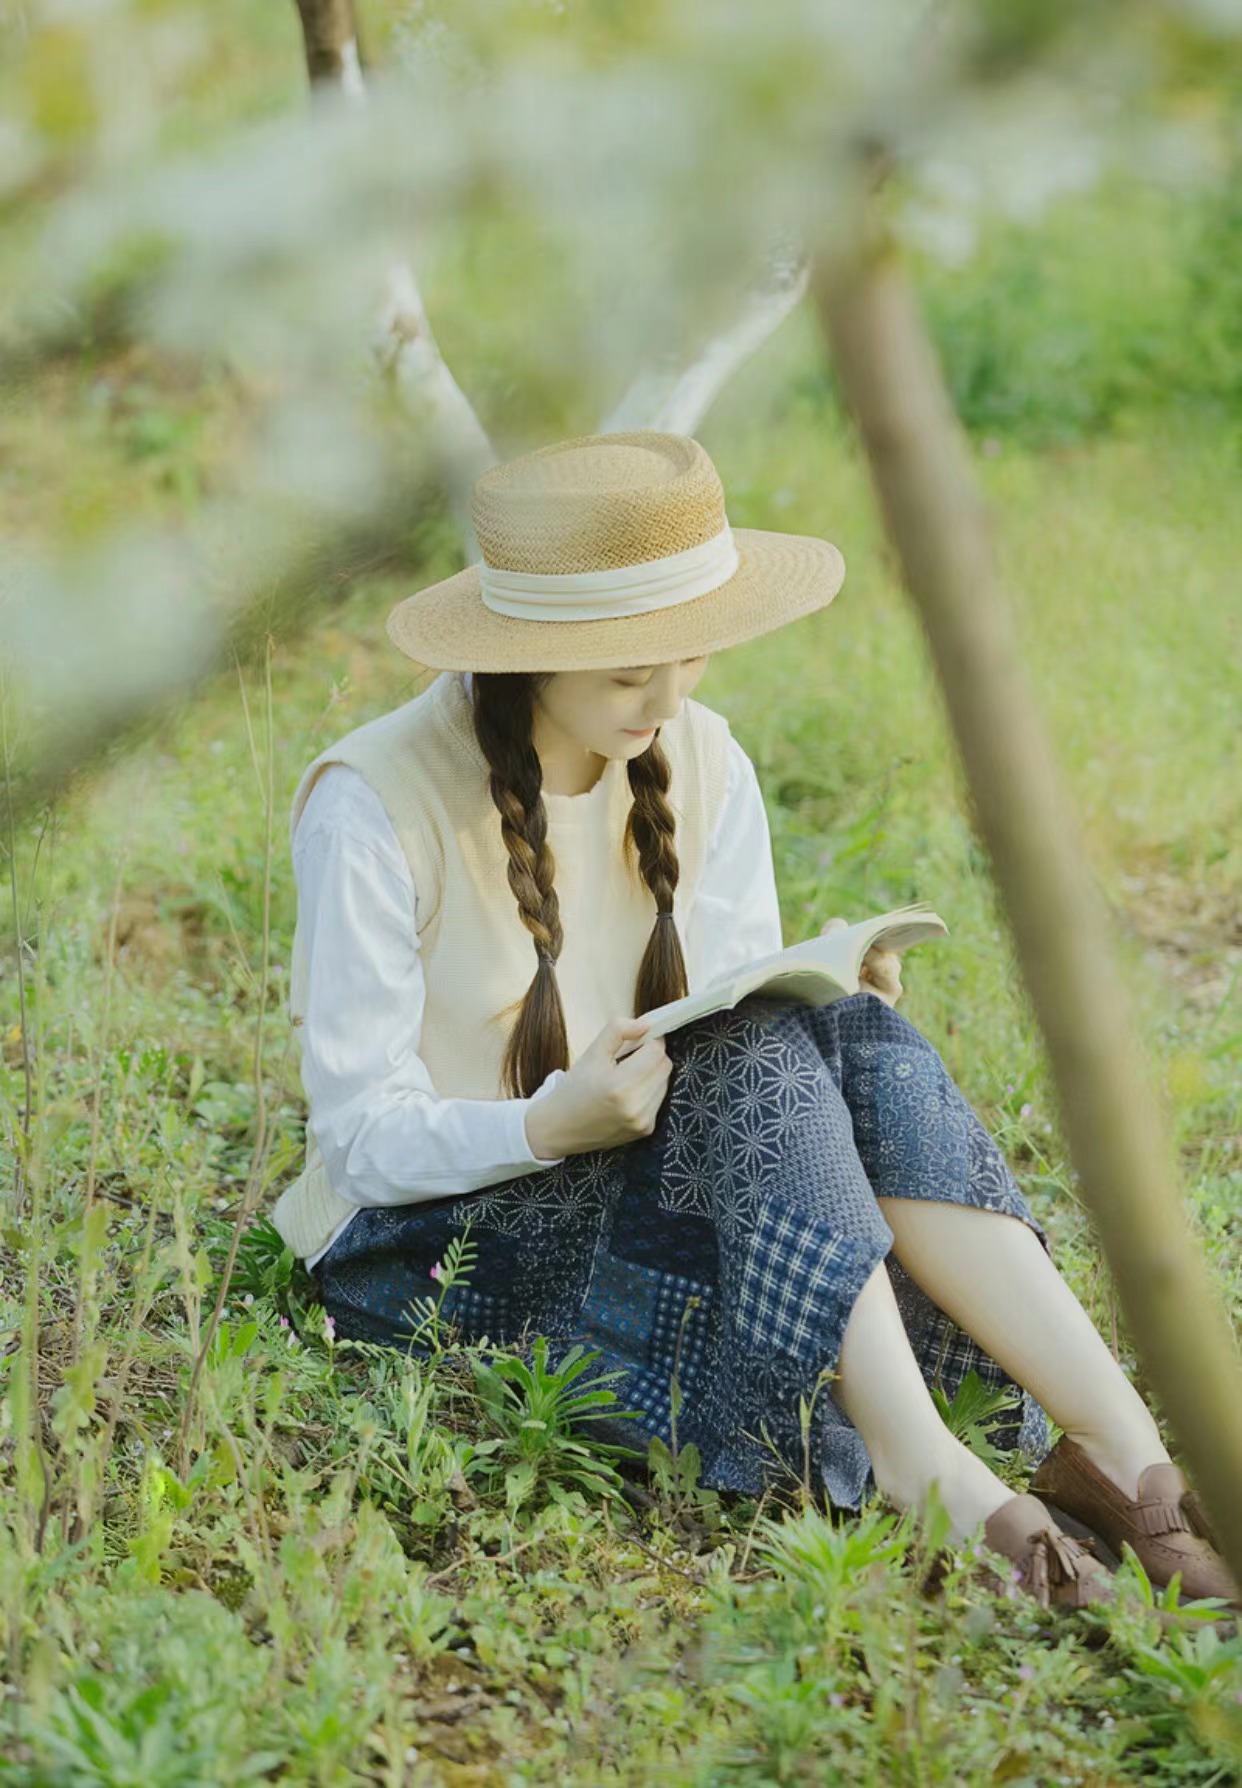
top-left (470, 670), bottom-right (689, 1099)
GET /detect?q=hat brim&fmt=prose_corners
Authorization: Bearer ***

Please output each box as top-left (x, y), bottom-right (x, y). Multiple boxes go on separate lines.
top-left (385, 527), bottom-right (845, 672)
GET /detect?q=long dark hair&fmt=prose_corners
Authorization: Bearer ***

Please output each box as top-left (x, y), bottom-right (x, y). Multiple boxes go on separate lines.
top-left (470, 670), bottom-right (689, 1098)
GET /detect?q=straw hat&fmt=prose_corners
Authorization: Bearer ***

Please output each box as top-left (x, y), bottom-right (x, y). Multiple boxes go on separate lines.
top-left (386, 430), bottom-right (844, 671)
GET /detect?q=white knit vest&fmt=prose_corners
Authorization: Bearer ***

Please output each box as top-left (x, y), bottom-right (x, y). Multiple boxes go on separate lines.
top-left (271, 669), bottom-right (735, 1260)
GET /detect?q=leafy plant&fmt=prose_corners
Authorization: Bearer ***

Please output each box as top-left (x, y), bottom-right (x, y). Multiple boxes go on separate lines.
top-left (752, 1501), bottom-right (913, 1609)
top-left (22, 1675), bottom-right (262, 1788)
top-left (1117, 1621), bottom-right (1242, 1775)
top-left (930, 1369), bottom-right (1024, 1470)
top-left (646, 1292), bottom-right (723, 1532)
top-left (466, 1336), bottom-right (643, 1512)
top-left (397, 1223), bottom-right (479, 1356)
top-left (647, 1433), bottom-right (715, 1517)
top-left (222, 1213), bottom-right (295, 1305)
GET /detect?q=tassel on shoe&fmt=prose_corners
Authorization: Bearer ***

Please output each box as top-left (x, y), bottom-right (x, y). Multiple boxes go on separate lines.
top-left (981, 1493), bottom-right (1118, 1615)
top-left (1134, 1495), bottom-right (1194, 1539)
top-left (1026, 1524), bottom-right (1104, 1611)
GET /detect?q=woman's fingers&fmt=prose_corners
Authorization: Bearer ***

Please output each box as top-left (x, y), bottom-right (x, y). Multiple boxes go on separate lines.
top-left (860, 946), bottom-right (902, 1004)
top-left (822, 925), bottom-right (903, 1004)
top-left (615, 1034), bottom-right (669, 1081)
top-left (823, 920), bottom-right (901, 984)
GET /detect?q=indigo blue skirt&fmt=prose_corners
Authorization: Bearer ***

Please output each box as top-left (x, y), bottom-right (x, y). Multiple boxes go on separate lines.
top-left (312, 992), bottom-right (1052, 1511)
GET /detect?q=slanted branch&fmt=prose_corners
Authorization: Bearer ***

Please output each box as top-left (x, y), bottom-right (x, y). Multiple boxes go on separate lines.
top-left (599, 248), bottom-right (810, 436)
top-left (293, 2), bottom-right (807, 558)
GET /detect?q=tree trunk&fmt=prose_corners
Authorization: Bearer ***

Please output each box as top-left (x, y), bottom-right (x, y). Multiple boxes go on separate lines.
top-left (812, 227), bottom-right (1242, 1585)
top-left (293, 0), bottom-right (365, 91)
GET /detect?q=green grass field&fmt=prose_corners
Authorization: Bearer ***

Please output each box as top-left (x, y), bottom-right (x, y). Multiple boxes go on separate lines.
top-left (4, 5), bottom-right (1242, 1777)
top-left (4, 325), bottom-right (1241, 1777)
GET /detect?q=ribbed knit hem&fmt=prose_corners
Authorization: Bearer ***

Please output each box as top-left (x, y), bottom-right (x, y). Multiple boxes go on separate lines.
top-left (271, 1159), bottom-right (357, 1264)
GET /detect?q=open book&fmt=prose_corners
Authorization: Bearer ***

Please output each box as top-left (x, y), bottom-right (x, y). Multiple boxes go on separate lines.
top-left (616, 902), bottom-right (948, 1059)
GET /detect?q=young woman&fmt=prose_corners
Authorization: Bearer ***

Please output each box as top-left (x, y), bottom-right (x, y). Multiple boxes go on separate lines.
top-left (272, 430), bottom-right (1237, 1616)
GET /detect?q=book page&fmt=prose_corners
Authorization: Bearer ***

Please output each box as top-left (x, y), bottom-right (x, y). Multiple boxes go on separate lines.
top-left (618, 902), bottom-right (948, 1054)
top-left (772, 903), bottom-right (948, 984)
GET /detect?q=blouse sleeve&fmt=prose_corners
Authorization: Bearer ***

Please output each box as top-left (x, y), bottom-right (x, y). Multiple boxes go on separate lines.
top-left (684, 734), bottom-right (784, 991)
top-left (291, 765), bottom-right (567, 1222)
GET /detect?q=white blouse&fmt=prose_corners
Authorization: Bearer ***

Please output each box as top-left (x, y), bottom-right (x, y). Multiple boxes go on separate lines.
top-left (293, 703), bottom-right (783, 1269)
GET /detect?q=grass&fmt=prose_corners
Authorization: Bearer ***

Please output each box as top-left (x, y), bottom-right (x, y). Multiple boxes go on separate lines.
top-left (2, 330), bottom-right (1241, 1778)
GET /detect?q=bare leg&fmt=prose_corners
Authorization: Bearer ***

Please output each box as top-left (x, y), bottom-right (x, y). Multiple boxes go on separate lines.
top-left (833, 1256), bottom-right (1018, 1541)
top-left (876, 1197), bottom-right (1170, 1501)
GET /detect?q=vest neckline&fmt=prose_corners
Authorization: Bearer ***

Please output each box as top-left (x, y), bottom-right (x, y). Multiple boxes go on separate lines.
top-left (438, 670), bottom-right (622, 824)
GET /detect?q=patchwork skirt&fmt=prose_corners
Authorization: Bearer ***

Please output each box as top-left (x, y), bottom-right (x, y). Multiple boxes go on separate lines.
top-left (312, 991), bottom-right (1053, 1511)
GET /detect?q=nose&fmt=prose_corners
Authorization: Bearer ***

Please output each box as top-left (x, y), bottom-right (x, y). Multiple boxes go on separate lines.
top-left (642, 668), bottom-right (688, 728)
top-left (643, 704), bottom-right (680, 729)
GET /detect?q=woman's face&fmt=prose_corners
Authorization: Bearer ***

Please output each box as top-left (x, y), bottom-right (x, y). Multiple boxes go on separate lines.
top-left (536, 657), bottom-right (711, 764)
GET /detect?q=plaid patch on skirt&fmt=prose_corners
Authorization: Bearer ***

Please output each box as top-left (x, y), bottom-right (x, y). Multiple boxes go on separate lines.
top-left (312, 991), bottom-right (1053, 1510)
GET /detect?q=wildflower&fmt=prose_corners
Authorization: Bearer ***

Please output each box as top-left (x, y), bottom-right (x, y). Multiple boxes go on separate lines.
top-left (828, 1692), bottom-right (845, 1708)
top-left (242, 1292), bottom-right (255, 1307)
top-left (429, 1261), bottom-right (444, 1283)
top-left (323, 1313), bottom-right (336, 1343)
top-left (1017, 1664), bottom-right (1035, 1682)
top-left (1019, 1103), bottom-right (1034, 1121)
top-left (279, 1315), bottom-right (290, 1330)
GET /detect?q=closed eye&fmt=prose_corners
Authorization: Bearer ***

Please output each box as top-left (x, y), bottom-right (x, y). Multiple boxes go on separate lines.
top-left (615, 657), bottom-right (703, 687)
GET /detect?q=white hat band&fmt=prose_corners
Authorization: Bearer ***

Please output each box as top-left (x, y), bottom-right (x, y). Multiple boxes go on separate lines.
top-left (479, 523), bottom-right (739, 622)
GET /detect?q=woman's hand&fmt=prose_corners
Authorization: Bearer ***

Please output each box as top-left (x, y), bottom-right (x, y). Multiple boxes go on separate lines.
top-left (819, 916), bottom-right (904, 1009)
top-left (523, 1016), bottom-right (673, 1160)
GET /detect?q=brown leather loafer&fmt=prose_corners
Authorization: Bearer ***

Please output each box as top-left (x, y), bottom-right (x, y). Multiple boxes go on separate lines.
top-left (1031, 1434), bottom-right (1241, 1612)
top-left (979, 1494), bottom-right (1118, 1612)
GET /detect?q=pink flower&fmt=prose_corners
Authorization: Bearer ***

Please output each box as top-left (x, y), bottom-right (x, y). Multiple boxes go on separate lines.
top-left (323, 1313), bottom-right (336, 1342)
top-left (429, 1262), bottom-right (444, 1282)
top-left (279, 1315), bottom-right (290, 1330)
top-left (1019, 1102), bottom-right (1034, 1121)
top-left (1017, 1664), bottom-right (1035, 1682)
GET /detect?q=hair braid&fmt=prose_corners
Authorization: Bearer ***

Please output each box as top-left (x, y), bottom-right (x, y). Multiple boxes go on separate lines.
top-left (471, 671), bottom-right (569, 1098)
top-left (469, 671), bottom-right (689, 1097)
top-left (624, 741), bottom-right (690, 1015)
